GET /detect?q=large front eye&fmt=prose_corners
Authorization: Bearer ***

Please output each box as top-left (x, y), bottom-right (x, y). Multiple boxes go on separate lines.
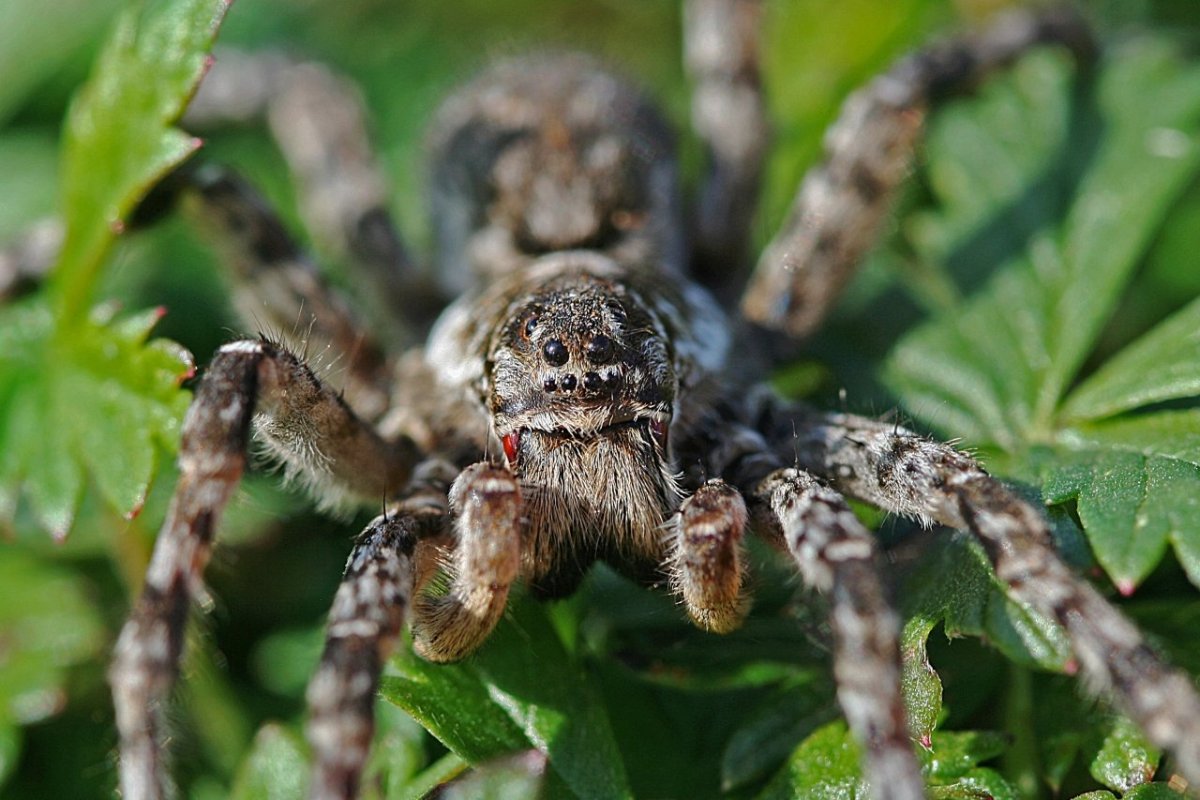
top-left (586, 333), bottom-right (614, 364)
top-left (542, 338), bottom-right (569, 366)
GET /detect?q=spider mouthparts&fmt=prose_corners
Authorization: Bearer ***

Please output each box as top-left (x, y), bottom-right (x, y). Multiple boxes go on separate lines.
top-left (501, 430), bottom-right (521, 466)
top-left (648, 417), bottom-right (669, 452)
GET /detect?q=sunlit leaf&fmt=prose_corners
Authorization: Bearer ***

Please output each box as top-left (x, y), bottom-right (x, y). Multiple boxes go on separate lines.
top-left (1088, 715), bottom-right (1159, 793)
top-left (384, 597), bottom-right (631, 799)
top-left (53, 0), bottom-right (230, 320)
top-left (1048, 411), bottom-right (1200, 590)
top-left (0, 299), bottom-right (192, 535)
top-left (755, 721), bottom-right (867, 800)
top-left (1063, 295), bottom-right (1200, 422)
top-left (228, 724), bottom-right (308, 800)
top-left (887, 42), bottom-right (1200, 447)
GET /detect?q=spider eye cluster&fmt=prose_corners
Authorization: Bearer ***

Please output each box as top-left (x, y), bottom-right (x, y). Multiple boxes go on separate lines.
top-left (537, 332), bottom-right (622, 395)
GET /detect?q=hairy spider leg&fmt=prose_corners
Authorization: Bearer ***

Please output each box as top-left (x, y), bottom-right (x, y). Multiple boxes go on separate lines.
top-left (790, 408), bottom-right (1200, 785)
top-left (754, 467), bottom-right (925, 800)
top-left (683, 0), bottom-right (769, 286)
top-left (307, 509), bottom-right (425, 800)
top-left (672, 408), bottom-right (924, 799)
top-left (185, 50), bottom-right (442, 335)
top-left (174, 168), bottom-right (395, 419)
top-left (109, 339), bottom-right (419, 800)
top-left (740, 6), bottom-right (1095, 340)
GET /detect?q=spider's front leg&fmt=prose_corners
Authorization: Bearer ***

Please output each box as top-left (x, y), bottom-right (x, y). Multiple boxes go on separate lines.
top-left (307, 509), bottom-right (424, 800)
top-left (751, 467), bottom-right (925, 800)
top-left (794, 409), bottom-right (1200, 785)
top-left (308, 459), bottom-right (522, 799)
top-left (109, 338), bottom-right (419, 800)
top-left (306, 457), bottom-right (455, 800)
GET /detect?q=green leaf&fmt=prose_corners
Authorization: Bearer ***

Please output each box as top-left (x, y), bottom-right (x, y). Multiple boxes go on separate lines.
top-left (437, 751), bottom-right (549, 800)
top-left (1048, 411), bottom-right (1200, 590)
top-left (382, 652), bottom-right (530, 765)
top-left (928, 771), bottom-right (1018, 800)
top-left (920, 731), bottom-right (1008, 782)
top-left (0, 549), bottom-right (106, 727)
top-left (363, 703), bottom-right (428, 799)
top-left (753, 720), bottom-right (1012, 800)
top-left (52, 0), bottom-right (230, 321)
top-left (921, 732), bottom-right (1019, 799)
top-left (1088, 715), bottom-right (1159, 793)
top-left (886, 42), bottom-right (1200, 448)
top-left (899, 536), bottom-right (1071, 740)
top-left (756, 721), bottom-right (867, 800)
top-left (384, 596), bottom-right (631, 800)
top-left (720, 677), bottom-right (838, 791)
top-left (0, 299), bottom-right (193, 535)
top-left (1123, 784), bottom-right (1193, 800)
top-left (228, 724), bottom-right (308, 800)
top-left (0, 724), bottom-right (19, 788)
top-left (1063, 294), bottom-right (1200, 422)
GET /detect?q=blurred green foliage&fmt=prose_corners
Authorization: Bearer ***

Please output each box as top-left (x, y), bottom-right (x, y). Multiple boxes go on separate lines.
top-left (2, 0), bottom-right (1200, 798)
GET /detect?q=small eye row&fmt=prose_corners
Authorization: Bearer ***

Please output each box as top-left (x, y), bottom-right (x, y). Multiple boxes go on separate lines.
top-left (542, 369), bottom-right (620, 393)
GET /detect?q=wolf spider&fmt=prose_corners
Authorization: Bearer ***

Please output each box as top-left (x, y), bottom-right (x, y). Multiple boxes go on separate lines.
top-left (97, 2), bottom-right (1200, 799)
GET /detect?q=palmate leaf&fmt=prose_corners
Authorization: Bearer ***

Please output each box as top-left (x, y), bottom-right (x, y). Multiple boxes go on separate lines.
top-left (887, 42), bottom-right (1200, 449)
top-left (880, 32), bottom-right (1200, 794)
top-left (0, 302), bottom-right (193, 535)
top-left (0, 0), bottom-right (229, 536)
top-left (884, 40), bottom-right (1200, 604)
top-left (755, 722), bottom-right (1019, 800)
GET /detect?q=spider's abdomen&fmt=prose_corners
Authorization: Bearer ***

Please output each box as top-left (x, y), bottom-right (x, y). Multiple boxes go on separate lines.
top-left (426, 54), bottom-right (686, 293)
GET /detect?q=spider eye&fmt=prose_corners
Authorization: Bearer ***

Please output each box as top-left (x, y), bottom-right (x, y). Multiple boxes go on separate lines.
top-left (522, 315), bottom-right (538, 339)
top-left (586, 334), bottom-right (614, 364)
top-left (542, 338), bottom-right (569, 366)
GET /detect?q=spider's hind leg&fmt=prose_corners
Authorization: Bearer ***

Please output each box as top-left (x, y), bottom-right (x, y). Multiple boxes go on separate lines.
top-left (110, 338), bottom-right (420, 800)
top-left (739, 7), bottom-right (1094, 340)
top-left (141, 165), bottom-right (397, 419)
top-left (793, 408), bottom-right (1200, 785)
top-left (185, 49), bottom-right (443, 334)
top-left (683, 0), bottom-right (769, 285)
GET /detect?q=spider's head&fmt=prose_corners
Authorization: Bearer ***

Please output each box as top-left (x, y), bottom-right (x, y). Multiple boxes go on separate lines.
top-left (486, 265), bottom-right (675, 471)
